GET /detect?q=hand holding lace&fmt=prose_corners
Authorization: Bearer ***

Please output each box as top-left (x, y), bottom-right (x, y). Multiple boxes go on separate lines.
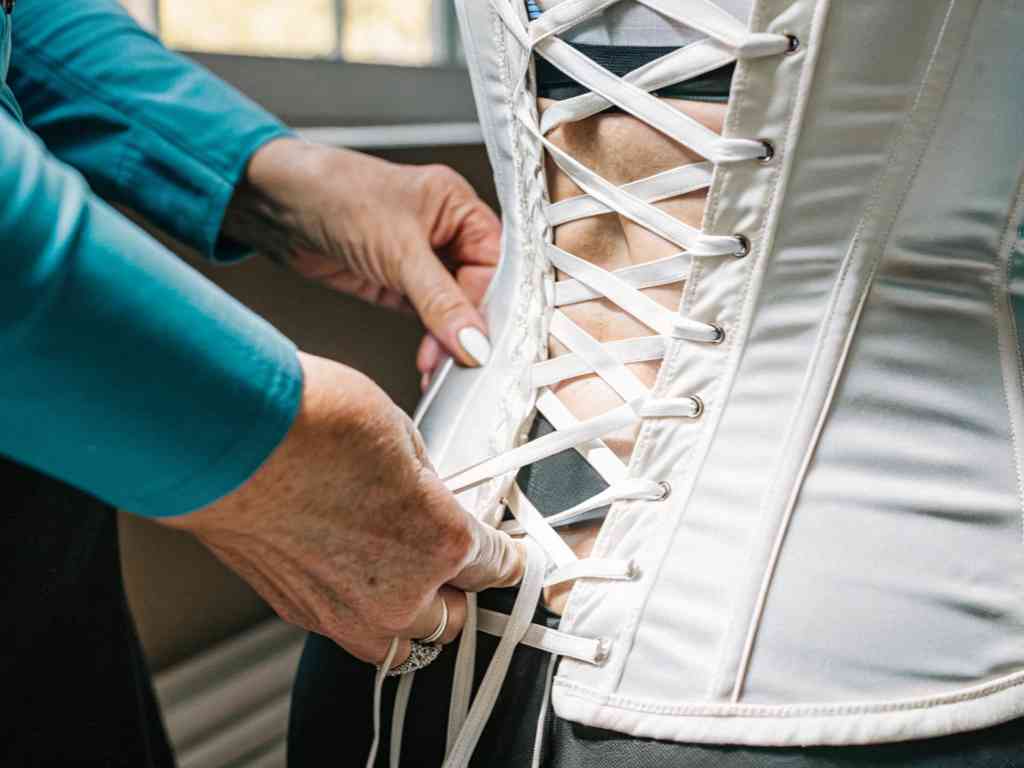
top-left (160, 353), bottom-right (526, 669)
top-left (222, 138), bottom-right (500, 379)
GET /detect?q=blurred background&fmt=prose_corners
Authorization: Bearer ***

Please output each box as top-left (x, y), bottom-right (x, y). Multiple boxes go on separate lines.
top-left (109, 3), bottom-right (495, 766)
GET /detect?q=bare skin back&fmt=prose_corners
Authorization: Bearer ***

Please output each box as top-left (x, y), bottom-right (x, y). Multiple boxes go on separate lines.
top-left (538, 96), bottom-right (728, 613)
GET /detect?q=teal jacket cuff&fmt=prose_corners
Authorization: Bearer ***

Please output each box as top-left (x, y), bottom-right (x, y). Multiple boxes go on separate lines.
top-left (0, 113), bottom-right (304, 517)
top-left (8, 0), bottom-right (293, 262)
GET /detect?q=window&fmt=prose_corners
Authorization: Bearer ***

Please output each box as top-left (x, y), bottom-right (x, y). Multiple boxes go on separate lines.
top-left (118, 0), bottom-right (479, 144)
top-left (119, 0), bottom-right (461, 66)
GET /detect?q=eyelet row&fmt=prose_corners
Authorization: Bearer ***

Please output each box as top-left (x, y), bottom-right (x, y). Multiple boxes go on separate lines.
top-left (655, 480), bottom-right (673, 500)
top-left (690, 34), bottom-right (800, 419)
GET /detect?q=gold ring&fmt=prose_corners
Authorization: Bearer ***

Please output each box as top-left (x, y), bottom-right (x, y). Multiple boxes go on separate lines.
top-left (418, 596), bottom-right (449, 644)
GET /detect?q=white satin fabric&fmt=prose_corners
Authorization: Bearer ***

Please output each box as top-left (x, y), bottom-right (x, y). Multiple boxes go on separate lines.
top-left (418, 0), bottom-right (1024, 748)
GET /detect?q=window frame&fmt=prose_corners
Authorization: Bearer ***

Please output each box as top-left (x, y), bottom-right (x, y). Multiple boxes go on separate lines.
top-left (150, 0), bottom-right (461, 66)
top-left (193, 52), bottom-right (478, 132)
top-left (143, 0), bottom-right (478, 145)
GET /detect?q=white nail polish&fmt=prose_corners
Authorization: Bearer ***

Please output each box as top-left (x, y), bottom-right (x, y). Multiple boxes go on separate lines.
top-left (457, 327), bottom-right (492, 366)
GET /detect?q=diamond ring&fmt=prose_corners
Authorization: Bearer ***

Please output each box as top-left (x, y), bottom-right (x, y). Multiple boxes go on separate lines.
top-left (386, 640), bottom-right (442, 677)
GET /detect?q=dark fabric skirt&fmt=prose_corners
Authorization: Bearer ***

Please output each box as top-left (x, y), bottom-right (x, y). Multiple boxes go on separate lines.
top-left (0, 457), bottom-right (174, 767)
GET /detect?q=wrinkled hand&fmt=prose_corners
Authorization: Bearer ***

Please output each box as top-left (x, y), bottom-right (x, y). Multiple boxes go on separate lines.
top-left (225, 138), bottom-right (500, 387)
top-left (160, 353), bottom-right (524, 666)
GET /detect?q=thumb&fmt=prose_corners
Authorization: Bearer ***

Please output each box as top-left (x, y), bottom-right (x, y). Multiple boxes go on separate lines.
top-left (448, 517), bottom-right (526, 592)
top-left (400, 246), bottom-right (492, 369)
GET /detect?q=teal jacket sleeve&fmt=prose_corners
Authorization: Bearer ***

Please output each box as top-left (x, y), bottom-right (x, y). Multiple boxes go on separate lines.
top-left (0, 110), bottom-right (303, 517)
top-left (8, 0), bottom-right (291, 262)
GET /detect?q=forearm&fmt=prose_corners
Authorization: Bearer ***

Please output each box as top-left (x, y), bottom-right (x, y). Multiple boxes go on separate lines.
top-left (221, 139), bottom-right (321, 265)
top-left (219, 138), bottom-right (407, 302)
top-left (220, 138), bottom-right (371, 273)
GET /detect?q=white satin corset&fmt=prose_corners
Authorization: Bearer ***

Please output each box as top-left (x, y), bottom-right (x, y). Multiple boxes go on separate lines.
top-left (417, 0), bottom-right (1024, 751)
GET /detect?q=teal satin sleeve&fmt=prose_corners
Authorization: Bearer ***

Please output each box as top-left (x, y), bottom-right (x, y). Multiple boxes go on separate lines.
top-left (7, 0), bottom-right (292, 262)
top-left (0, 110), bottom-right (303, 517)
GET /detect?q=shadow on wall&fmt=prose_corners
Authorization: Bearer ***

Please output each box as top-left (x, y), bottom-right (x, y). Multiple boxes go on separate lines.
top-left (121, 144), bottom-right (498, 671)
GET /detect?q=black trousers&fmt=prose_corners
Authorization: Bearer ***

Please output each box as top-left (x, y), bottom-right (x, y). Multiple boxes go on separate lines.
top-left (290, 588), bottom-right (1024, 768)
top-left (1, 457), bottom-right (175, 767)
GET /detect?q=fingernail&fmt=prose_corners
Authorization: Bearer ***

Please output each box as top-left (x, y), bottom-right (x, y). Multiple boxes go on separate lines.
top-left (420, 372), bottom-right (431, 392)
top-left (457, 327), bottom-right (492, 366)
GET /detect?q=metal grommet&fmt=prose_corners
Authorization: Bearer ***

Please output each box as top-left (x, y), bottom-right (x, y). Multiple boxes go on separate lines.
top-left (594, 638), bottom-right (612, 665)
top-left (707, 323), bottom-right (726, 345)
top-left (785, 33), bottom-right (800, 54)
top-left (733, 234), bottom-right (751, 259)
top-left (758, 140), bottom-right (775, 163)
top-left (689, 395), bottom-right (705, 419)
top-left (655, 480), bottom-right (673, 500)
top-left (626, 560), bottom-right (643, 580)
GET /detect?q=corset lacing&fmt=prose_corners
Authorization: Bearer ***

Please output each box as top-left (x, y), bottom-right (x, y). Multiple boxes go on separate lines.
top-left (367, 2), bottom-right (796, 766)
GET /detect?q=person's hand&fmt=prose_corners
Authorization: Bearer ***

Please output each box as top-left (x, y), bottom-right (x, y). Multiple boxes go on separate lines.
top-left (159, 352), bottom-right (524, 667)
top-left (223, 138), bottom-right (500, 389)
